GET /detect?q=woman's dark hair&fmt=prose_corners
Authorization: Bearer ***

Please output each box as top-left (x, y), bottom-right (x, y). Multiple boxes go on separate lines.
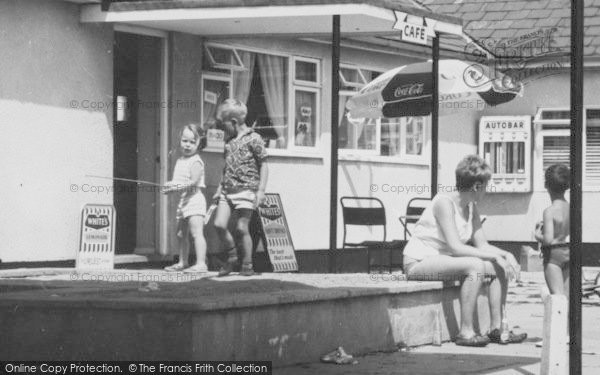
top-left (455, 155), bottom-right (492, 192)
top-left (545, 164), bottom-right (570, 194)
top-left (179, 123), bottom-right (206, 151)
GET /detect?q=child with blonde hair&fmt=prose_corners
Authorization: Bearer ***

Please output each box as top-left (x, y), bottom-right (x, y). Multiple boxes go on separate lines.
top-left (163, 123), bottom-right (208, 273)
top-left (213, 99), bottom-right (268, 277)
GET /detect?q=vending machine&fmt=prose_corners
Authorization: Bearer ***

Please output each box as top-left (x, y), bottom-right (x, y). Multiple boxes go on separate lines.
top-left (478, 116), bottom-right (532, 193)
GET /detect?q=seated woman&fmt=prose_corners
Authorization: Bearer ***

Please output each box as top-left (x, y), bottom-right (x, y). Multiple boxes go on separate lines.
top-left (403, 155), bottom-right (526, 347)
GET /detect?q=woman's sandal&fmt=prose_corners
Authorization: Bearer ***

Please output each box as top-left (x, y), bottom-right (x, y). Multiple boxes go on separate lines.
top-left (164, 263), bottom-right (187, 272)
top-left (488, 329), bottom-right (527, 344)
top-left (455, 334), bottom-right (490, 347)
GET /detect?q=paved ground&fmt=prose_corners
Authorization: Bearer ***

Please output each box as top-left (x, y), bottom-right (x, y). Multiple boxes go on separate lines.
top-left (1, 268), bottom-right (599, 374)
top-left (278, 270), bottom-right (600, 375)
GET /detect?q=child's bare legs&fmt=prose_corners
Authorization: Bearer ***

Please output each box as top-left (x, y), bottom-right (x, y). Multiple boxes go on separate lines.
top-left (213, 199), bottom-right (237, 262)
top-left (407, 255), bottom-right (485, 338)
top-left (165, 219), bottom-right (189, 271)
top-left (186, 215), bottom-right (207, 271)
top-left (234, 209), bottom-right (254, 266)
top-left (545, 263), bottom-right (566, 295)
top-left (543, 264), bottom-right (570, 342)
top-left (178, 220), bottom-right (190, 266)
top-left (562, 266), bottom-right (569, 301)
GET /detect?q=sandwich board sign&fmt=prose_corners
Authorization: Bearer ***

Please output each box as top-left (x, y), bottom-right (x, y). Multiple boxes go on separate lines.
top-left (77, 204), bottom-right (116, 270)
top-left (256, 194), bottom-right (298, 272)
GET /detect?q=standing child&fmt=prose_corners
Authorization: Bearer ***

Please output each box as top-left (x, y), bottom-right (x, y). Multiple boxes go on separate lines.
top-left (535, 164), bottom-right (570, 297)
top-left (163, 123), bottom-right (208, 273)
top-left (213, 99), bottom-right (268, 277)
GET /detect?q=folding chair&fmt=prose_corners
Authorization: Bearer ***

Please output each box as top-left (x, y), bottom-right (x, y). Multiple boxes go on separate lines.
top-left (340, 197), bottom-right (400, 273)
top-left (398, 197), bottom-right (431, 240)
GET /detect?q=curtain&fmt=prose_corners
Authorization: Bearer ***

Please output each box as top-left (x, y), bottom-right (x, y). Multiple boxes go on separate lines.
top-left (233, 51), bottom-right (256, 105)
top-left (339, 95), bottom-right (365, 149)
top-left (258, 54), bottom-right (287, 147)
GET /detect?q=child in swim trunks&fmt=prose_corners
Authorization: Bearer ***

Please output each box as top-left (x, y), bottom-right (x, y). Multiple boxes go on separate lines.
top-left (535, 164), bottom-right (570, 297)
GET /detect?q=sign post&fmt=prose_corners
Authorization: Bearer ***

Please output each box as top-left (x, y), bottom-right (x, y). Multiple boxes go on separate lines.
top-left (256, 193), bottom-right (298, 272)
top-left (77, 204), bottom-right (116, 270)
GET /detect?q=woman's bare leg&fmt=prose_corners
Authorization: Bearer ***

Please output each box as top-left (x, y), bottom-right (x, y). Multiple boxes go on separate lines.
top-left (484, 261), bottom-right (507, 331)
top-left (407, 255), bottom-right (485, 338)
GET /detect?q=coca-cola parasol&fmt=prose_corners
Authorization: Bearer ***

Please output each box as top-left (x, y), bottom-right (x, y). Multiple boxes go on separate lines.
top-left (345, 59), bottom-right (522, 119)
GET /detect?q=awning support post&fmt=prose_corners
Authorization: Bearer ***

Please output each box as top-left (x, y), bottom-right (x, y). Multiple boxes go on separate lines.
top-left (431, 33), bottom-right (439, 197)
top-left (329, 14), bottom-right (341, 273)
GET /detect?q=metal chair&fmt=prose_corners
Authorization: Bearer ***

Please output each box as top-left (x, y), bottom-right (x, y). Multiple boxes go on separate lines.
top-left (398, 197), bottom-right (431, 240)
top-left (340, 197), bottom-right (400, 273)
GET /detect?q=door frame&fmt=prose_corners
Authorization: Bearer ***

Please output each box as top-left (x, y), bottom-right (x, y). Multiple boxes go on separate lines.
top-left (114, 24), bottom-right (170, 256)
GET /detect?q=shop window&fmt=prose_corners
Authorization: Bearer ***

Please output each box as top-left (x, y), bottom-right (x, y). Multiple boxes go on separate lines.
top-left (294, 88), bottom-right (318, 147)
top-left (201, 74), bottom-right (231, 151)
top-left (381, 117), bottom-right (428, 160)
top-left (534, 107), bottom-right (600, 190)
top-left (339, 93), bottom-right (378, 154)
top-left (201, 44), bottom-right (321, 152)
top-left (338, 66), bottom-right (429, 163)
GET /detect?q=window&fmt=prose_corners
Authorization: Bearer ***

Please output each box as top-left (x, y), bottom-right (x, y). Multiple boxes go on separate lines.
top-left (204, 44), bottom-right (244, 71)
top-left (339, 65), bottom-right (367, 89)
top-left (294, 88), bottom-right (318, 147)
top-left (201, 74), bottom-right (231, 151)
top-left (338, 65), bottom-right (429, 163)
top-left (339, 93), bottom-right (378, 154)
top-left (202, 44), bottom-right (321, 152)
top-left (381, 117), bottom-right (428, 159)
top-left (534, 107), bottom-right (600, 189)
top-left (292, 57), bottom-right (321, 148)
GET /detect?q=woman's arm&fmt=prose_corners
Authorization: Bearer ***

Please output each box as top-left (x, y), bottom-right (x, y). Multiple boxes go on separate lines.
top-left (434, 198), bottom-right (497, 261)
top-left (471, 203), bottom-right (520, 273)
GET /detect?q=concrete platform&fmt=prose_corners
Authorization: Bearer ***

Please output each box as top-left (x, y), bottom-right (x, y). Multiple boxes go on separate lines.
top-left (0, 269), bottom-right (489, 365)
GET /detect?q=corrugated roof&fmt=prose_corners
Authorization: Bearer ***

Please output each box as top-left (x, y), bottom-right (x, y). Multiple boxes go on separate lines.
top-left (422, 0), bottom-right (600, 57)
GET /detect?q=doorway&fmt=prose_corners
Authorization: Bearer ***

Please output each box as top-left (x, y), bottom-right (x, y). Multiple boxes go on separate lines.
top-left (113, 31), bottom-right (163, 254)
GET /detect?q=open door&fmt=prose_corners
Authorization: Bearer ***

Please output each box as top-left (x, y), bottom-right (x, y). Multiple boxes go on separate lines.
top-left (113, 32), bottom-right (162, 255)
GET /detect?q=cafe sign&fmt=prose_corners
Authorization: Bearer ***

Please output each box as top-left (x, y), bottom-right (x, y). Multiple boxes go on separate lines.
top-left (393, 11), bottom-right (435, 46)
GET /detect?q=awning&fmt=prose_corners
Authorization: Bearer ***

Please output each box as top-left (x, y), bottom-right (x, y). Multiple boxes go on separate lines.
top-left (81, 0), bottom-right (463, 37)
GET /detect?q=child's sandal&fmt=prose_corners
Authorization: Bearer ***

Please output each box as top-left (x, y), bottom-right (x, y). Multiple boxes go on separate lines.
top-left (183, 264), bottom-right (208, 274)
top-left (164, 263), bottom-right (187, 272)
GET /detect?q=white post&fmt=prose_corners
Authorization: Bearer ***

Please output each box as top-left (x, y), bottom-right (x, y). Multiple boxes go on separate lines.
top-left (540, 295), bottom-right (568, 375)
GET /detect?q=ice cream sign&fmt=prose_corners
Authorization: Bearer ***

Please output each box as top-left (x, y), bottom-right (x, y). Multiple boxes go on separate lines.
top-left (393, 12), bottom-right (435, 46)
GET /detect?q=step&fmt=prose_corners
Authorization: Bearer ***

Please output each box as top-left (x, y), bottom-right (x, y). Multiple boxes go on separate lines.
top-left (0, 271), bottom-right (489, 365)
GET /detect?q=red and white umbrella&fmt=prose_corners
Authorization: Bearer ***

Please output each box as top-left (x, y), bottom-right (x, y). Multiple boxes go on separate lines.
top-left (345, 59), bottom-right (522, 119)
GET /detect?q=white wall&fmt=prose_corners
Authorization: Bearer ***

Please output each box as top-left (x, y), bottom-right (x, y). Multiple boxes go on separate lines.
top-left (0, 0), bottom-right (114, 261)
top-left (443, 69), bottom-right (600, 243)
